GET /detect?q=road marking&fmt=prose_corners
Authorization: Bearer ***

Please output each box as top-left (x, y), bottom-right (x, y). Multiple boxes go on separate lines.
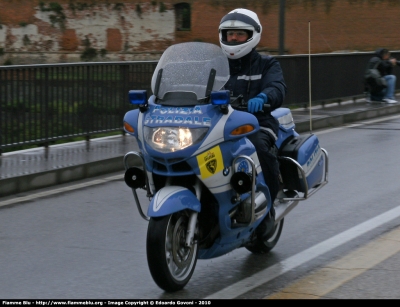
top-left (0, 174), bottom-right (123, 208)
top-left (313, 114), bottom-right (400, 135)
top-left (266, 226), bottom-right (400, 299)
top-left (205, 205), bottom-right (400, 299)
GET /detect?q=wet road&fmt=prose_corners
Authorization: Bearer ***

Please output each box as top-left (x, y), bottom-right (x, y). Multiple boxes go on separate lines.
top-left (1, 115), bottom-right (400, 299)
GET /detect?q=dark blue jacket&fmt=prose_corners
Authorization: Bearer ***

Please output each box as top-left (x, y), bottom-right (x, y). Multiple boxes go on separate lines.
top-left (368, 48), bottom-right (394, 76)
top-left (224, 48), bottom-right (287, 136)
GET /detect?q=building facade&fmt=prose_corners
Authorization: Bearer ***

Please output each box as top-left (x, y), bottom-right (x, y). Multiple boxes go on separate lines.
top-left (1, 0), bottom-right (400, 64)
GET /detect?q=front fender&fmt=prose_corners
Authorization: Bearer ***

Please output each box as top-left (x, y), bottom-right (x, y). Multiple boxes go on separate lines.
top-left (147, 186), bottom-right (201, 217)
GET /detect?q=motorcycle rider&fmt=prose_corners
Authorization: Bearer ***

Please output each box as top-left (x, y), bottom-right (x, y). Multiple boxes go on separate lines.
top-left (219, 8), bottom-right (287, 239)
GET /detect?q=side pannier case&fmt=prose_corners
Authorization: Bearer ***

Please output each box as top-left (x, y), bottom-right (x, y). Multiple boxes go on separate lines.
top-left (278, 134), bottom-right (325, 194)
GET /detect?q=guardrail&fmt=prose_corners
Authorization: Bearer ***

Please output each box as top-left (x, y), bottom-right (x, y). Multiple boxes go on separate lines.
top-left (1, 51), bottom-right (399, 153)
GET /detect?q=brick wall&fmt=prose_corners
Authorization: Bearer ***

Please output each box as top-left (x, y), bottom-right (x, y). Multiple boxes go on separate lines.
top-left (191, 0), bottom-right (400, 54)
top-left (0, 0), bottom-right (399, 64)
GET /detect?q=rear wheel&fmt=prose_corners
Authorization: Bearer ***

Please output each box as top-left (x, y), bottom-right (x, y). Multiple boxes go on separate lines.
top-left (246, 218), bottom-right (284, 254)
top-left (146, 211), bottom-right (198, 292)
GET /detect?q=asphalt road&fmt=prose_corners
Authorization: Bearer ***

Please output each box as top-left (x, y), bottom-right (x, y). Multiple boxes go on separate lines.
top-left (1, 114), bottom-right (400, 299)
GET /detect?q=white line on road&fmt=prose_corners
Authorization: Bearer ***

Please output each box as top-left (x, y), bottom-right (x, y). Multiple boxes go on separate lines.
top-left (0, 174), bottom-right (123, 208)
top-left (313, 113), bottom-right (400, 135)
top-left (205, 204), bottom-right (400, 299)
top-left (265, 226), bottom-right (400, 299)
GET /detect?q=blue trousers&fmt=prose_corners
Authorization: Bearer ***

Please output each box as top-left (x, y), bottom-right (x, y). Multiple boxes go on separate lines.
top-left (370, 75), bottom-right (397, 101)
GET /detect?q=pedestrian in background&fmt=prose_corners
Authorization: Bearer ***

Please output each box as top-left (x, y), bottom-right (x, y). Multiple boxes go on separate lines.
top-left (366, 48), bottom-right (400, 104)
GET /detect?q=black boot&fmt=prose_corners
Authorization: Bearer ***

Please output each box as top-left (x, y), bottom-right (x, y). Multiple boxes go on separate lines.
top-left (256, 206), bottom-right (276, 240)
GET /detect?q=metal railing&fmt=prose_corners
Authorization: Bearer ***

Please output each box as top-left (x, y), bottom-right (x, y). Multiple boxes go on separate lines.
top-left (277, 51), bottom-right (400, 106)
top-left (0, 61), bottom-right (156, 153)
top-left (1, 51), bottom-right (399, 153)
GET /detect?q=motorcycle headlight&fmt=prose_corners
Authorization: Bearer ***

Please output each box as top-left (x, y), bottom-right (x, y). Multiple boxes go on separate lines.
top-left (144, 126), bottom-right (208, 153)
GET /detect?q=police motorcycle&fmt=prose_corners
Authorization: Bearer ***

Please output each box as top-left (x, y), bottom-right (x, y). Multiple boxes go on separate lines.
top-left (122, 42), bottom-right (328, 292)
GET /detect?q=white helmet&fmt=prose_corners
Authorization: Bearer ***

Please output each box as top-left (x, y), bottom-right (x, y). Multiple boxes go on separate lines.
top-left (219, 8), bottom-right (262, 59)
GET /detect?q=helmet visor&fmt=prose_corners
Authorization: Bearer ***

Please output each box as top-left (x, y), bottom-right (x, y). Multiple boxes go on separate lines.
top-left (219, 12), bottom-right (261, 33)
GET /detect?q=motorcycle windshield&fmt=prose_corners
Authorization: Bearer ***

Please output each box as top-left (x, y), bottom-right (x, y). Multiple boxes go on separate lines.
top-left (151, 42), bottom-right (230, 103)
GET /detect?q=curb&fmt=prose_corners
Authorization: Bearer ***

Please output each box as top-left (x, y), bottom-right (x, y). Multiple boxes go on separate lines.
top-left (0, 157), bottom-right (125, 197)
top-left (294, 103), bottom-right (400, 133)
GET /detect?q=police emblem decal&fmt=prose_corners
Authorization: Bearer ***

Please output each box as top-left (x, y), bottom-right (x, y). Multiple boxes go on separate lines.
top-left (196, 146), bottom-right (224, 179)
top-left (206, 159), bottom-right (217, 174)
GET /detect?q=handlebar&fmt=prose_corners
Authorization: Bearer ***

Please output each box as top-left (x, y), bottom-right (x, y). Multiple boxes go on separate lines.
top-left (230, 96), bottom-right (271, 113)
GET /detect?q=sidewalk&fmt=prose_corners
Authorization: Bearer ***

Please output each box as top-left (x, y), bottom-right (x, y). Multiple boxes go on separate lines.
top-left (1, 96), bottom-right (400, 197)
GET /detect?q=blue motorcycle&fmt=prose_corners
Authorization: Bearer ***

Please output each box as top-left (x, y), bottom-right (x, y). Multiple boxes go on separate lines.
top-left (123, 42), bottom-right (328, 292)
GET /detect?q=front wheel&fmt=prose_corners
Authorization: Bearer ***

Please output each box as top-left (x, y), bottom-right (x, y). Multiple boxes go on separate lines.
top-left (146, 211), bottom-right (198, 292)
top-left (245, 218), bottom-right (284, 254)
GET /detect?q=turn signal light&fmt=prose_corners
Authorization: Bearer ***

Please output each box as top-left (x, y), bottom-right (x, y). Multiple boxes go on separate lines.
top-left (124, 122), bottom-right (135, 133)
top-left (230, 125), bottom-right (255, 135)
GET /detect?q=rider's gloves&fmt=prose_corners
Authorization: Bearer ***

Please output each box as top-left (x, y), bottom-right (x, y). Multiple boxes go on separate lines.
top-left (248, 93), bottom-right (268, 113)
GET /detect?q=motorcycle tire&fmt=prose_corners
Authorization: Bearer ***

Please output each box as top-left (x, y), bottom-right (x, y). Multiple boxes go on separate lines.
top-left (245, 218), bottom-right (284, 254)
top-left (146, 211), bottom-right (198, 292)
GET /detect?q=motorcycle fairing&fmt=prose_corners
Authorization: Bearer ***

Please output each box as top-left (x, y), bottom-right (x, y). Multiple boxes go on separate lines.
top-left (190, 106), bottom-right (234, 157)
top-left (198, 182), bottom-right (271, 259)
top-left (134, 101), bottom-right (259, 175)
top-left (123, 109), bottom-right (140, 138)
top-left (190, 140), bottom-right (261, 195)
top-left (195, 145), bottom-right (225, 180)
top-left (127, 98), bottom-right (270, 219)
top-left (147, 186), bottom-right (201, 217)
top-left (138, 101), bottom-right (225, 162)
top-left (223, 108), bottom-right (260, 140)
